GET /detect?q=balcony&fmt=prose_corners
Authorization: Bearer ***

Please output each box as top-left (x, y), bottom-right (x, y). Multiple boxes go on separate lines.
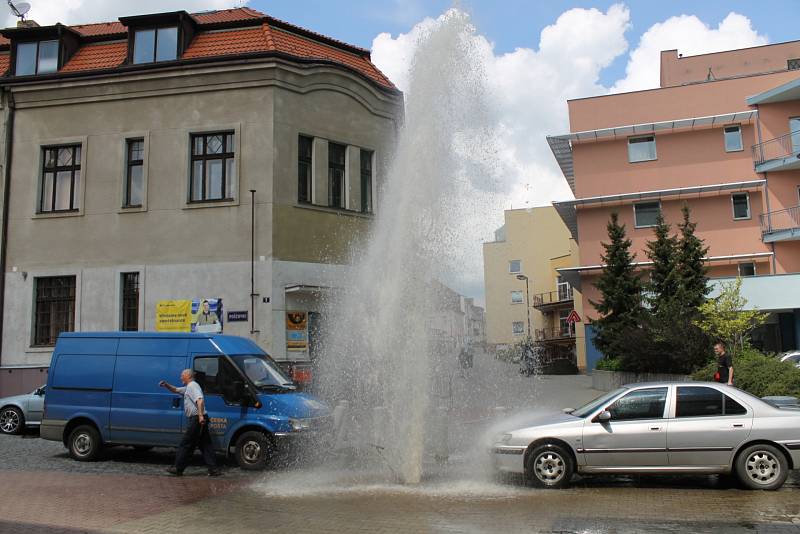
top-left (532, 287), bottom-right (573, 311)
top-left (752, 130), bottom-right (800, 173)
top-left (534, 327), bottom-right (576, 343)
top-left (760, 205), bottom-right (800, 243)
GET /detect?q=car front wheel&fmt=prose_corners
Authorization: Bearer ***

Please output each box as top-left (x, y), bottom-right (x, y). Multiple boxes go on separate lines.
top-left (526, 443), bottom-right (574, 489)
top-left (735, 444), bottom-right (789, 490)
top-left (0, 407), bottom-right (24, 435)
top-left (68, 425), bottom-right (102, 462)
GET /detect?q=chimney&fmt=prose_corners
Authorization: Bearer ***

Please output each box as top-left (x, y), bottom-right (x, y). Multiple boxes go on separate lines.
top-left (16, 19), bottom-right (39, 28)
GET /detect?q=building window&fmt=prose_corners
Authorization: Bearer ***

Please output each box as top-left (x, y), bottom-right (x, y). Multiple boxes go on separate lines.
top-left (328, 143), bottom-right (346, 209)
top-left (789, 58), bottom-right (800, 71)
top-left (557, 275), bottom-right (572, 301)
top-left (731, 192), bottom-right (750, 220)
top-left (298, 135), bottom-right (313, 203)
top-left (33, 276), bottom-right (76, 346)
top-left (628, 135), bottom-right (657, 163)
top-left (133, 27), bottom-right (178, 64)
top-left (120, 272), bottom-right (139, 331)
top-left (738, 262), bottom-right (756, 277)
top-left (124, 138), bottom-right (144, 208)
top-left (361, 149), bottom-right (373, 213)
top-left (512, 321), bottom-right (525, 336)
top-left (559, 309), bottom-right (573, 336)
top-left (40, 145), bottom-right (81, 213)
top-left (190, 132), bottom-right (235, 202)
top-left (509, 260), bottom-right (521, 273)
top-left (724, 125), bottom-right (743, 152)
top-left (16, 40), bottom-right (59, 75)
top-left (511, 291), bottom-right (524, 304)
top-left (634, 201), bottom-right (660, 228)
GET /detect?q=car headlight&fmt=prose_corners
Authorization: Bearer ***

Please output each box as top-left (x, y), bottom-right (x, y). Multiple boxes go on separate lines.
top-left (289, 418), bottom-right (311, 432)
top-left (496, 433), bottom-right (512, 444)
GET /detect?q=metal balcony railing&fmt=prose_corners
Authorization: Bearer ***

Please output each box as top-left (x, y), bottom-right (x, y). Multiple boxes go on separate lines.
top-left (752, 129), bottom-right (800, 166)
top-left (534, 327), bottom-right (575, 342)
top-left (760, 205), bottom-right (800, 235)
top-left (532, 287), bottom-right (573, 308)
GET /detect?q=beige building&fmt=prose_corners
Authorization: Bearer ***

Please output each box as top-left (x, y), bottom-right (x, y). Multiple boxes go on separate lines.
top-left (0, 7), bottom-right (402, 390)
top-left (482, 207), bottom-right (586, 370)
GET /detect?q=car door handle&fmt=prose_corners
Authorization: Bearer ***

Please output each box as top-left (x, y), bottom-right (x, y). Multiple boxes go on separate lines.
top-left (732, 424), bottom-right (744, 428)
top-left (172, 397), bottom-right (181, 408)
top-left (650, 427), bottom-right (661, 431)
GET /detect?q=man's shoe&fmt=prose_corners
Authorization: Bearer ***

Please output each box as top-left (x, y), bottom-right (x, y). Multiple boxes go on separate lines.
top-left (166, 467), bottom-right (182, 476)
top-left (207, 469), bottom-right (222, 477)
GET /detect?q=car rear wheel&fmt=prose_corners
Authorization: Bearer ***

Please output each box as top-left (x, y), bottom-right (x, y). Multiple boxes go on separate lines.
top-left (68, 425), bottom-right (102, 462)
top-left (234, 431), bottom-right (271, 470)
top-left (0, 407), bottom-right (24, 435)
top-left (526, 443), bottom-right (574, 489)
top-left (735, 444), bottom-right (789, 490)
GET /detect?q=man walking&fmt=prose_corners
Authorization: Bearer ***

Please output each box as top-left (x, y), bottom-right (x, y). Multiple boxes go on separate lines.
top-left (713, 341), bottom-right (734, 386)
top-left (159, 369), bottom-right (221, 476)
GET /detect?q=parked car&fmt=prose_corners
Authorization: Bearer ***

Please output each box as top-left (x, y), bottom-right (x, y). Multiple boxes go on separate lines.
top-left (492, 381), bottom-right (800, 490)
top-left (41, 332), bottom-right (331, 469)
top-left (762, 396), bottom-right (800, 409)
top-left (778, 351), bottom-right (800, 368)
top-left (0, 385), bottom-right (46, 435)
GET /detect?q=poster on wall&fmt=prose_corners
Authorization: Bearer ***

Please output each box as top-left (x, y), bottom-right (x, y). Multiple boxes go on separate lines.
top-left (156, 298), bottom-right (223, 333)
top-left (286, 311), bottom-right (308, 352)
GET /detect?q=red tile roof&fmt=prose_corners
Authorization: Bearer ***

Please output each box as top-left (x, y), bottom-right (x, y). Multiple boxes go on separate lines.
top-left (61, 42), bottom-right (127, 72)
top-left (192, 7), bottom-right (264, 25)
top-left (0, 8), bottom-right (396, 90)
top-left (0, 54), bottom-right (9, 75)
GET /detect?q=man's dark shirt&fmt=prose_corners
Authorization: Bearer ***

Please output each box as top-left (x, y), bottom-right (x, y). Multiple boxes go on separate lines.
top-left (717, 353), bottom-right (732, 383)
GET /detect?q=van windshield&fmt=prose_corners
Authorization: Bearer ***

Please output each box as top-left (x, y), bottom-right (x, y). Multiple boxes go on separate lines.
top-left (231, 354), bottom-right (295, 390)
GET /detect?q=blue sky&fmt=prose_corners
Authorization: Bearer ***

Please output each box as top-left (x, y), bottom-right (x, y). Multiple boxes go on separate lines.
top-left (252, 0), bottom-right (798, 87)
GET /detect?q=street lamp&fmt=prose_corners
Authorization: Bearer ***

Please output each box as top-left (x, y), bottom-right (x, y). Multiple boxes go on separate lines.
top-left (516, 274), bottom-right (532, 340)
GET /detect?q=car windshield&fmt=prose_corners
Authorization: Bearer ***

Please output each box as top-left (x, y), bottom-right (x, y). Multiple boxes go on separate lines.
top-left (231, 354), bottom-right (295, 390)
top-left (572, 387), bottom-right (627, 418)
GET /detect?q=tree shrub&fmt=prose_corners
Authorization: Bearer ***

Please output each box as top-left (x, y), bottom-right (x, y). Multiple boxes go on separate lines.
top-left (691, 347), bottom-right (800, 397)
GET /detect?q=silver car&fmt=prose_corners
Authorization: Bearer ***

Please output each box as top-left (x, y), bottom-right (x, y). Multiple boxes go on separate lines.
top-left (0, 386), bottom-right (46, 435)
top-left (492, 381), bottom-right (800, 490)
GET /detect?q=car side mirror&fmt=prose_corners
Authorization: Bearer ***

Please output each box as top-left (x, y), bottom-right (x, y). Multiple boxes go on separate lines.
top-left (594, 410), bottom-right (612, 423)
top-left (35, 387), bottom-right (45, 396)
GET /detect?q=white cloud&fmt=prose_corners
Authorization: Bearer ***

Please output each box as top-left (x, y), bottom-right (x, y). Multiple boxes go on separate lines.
top-left (611, 12), bottom-right (768, 93)
top-left (2, 1), bottom-right (242, 28)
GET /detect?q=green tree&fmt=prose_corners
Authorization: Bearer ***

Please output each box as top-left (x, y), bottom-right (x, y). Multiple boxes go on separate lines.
top-left (644, 212), bottom-right (678, 313)
top-left (695, 277), bottom-right (768, 357)
top-left (676, 204), bottom-right (709, 309)
top-left (590, 212), bottom-right (643, 360)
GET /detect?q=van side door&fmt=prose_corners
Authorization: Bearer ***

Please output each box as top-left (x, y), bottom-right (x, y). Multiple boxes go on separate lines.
top-left (191, 355), bottom-right (247, 450)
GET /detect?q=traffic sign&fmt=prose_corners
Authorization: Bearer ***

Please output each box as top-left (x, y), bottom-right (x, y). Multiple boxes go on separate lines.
top-left (566, 310), bottom-right (582, 324)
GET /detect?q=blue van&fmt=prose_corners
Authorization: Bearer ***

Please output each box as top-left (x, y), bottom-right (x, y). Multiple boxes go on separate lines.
top-left (40, 332), bottom-right (331, 469)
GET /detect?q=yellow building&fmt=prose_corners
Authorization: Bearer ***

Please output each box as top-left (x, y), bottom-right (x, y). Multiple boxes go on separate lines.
top-left (482, 207), bottom-right (586, 370)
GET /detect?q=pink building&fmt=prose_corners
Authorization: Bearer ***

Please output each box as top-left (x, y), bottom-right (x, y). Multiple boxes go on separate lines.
top-left (548, 41), bottom-right (800, 369)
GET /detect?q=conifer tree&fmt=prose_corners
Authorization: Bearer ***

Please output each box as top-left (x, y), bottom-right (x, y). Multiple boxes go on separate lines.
top-left (676, 204), bottom-right (710, 309)
top-left (591, 212), bottom-right (642, 359)
top-left (644, 212), bottom-right (678, 314)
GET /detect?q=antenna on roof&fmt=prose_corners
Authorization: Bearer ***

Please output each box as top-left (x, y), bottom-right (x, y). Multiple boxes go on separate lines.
top-left (7, 0), bottom-right (31, 20)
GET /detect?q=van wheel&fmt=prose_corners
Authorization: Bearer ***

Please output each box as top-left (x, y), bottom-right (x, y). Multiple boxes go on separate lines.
top-left (68, 425), bottom-right (102, 462)
top-left (735, 444), bottom-right (789, 490)
top-left (235, 431), bottom-right (271, 470)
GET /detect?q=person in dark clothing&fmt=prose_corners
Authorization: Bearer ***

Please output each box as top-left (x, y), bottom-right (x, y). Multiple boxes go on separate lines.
top-left (160, 369), bottom-right (221, 476)
top-left (714, 341), bottom-right (734, 386)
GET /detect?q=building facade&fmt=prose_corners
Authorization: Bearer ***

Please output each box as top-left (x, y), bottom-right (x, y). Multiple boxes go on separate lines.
top-left (548, 41), bottom-right (800, 370)
top-left (0, 8), bottom-right (403, 393)
top-left (482, 207), bottom-right (586, 370)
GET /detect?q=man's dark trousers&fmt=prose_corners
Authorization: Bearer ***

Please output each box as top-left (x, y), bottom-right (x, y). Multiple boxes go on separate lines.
top-left (174, 415), bottom-right (217, 472)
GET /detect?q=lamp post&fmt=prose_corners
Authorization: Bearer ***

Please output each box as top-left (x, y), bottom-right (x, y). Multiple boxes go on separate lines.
top-left (516, 274), bottom-right (531, 340)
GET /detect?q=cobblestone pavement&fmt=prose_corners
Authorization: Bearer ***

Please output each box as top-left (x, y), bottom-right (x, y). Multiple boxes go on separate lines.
top-left (2, 359), bottom-right (800, 533)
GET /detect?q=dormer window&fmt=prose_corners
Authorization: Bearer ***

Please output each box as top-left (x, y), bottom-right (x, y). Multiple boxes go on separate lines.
top-left (16, 40), bottom-right (59, 75)
top-left (133, 26), bottom-right (178, 64)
